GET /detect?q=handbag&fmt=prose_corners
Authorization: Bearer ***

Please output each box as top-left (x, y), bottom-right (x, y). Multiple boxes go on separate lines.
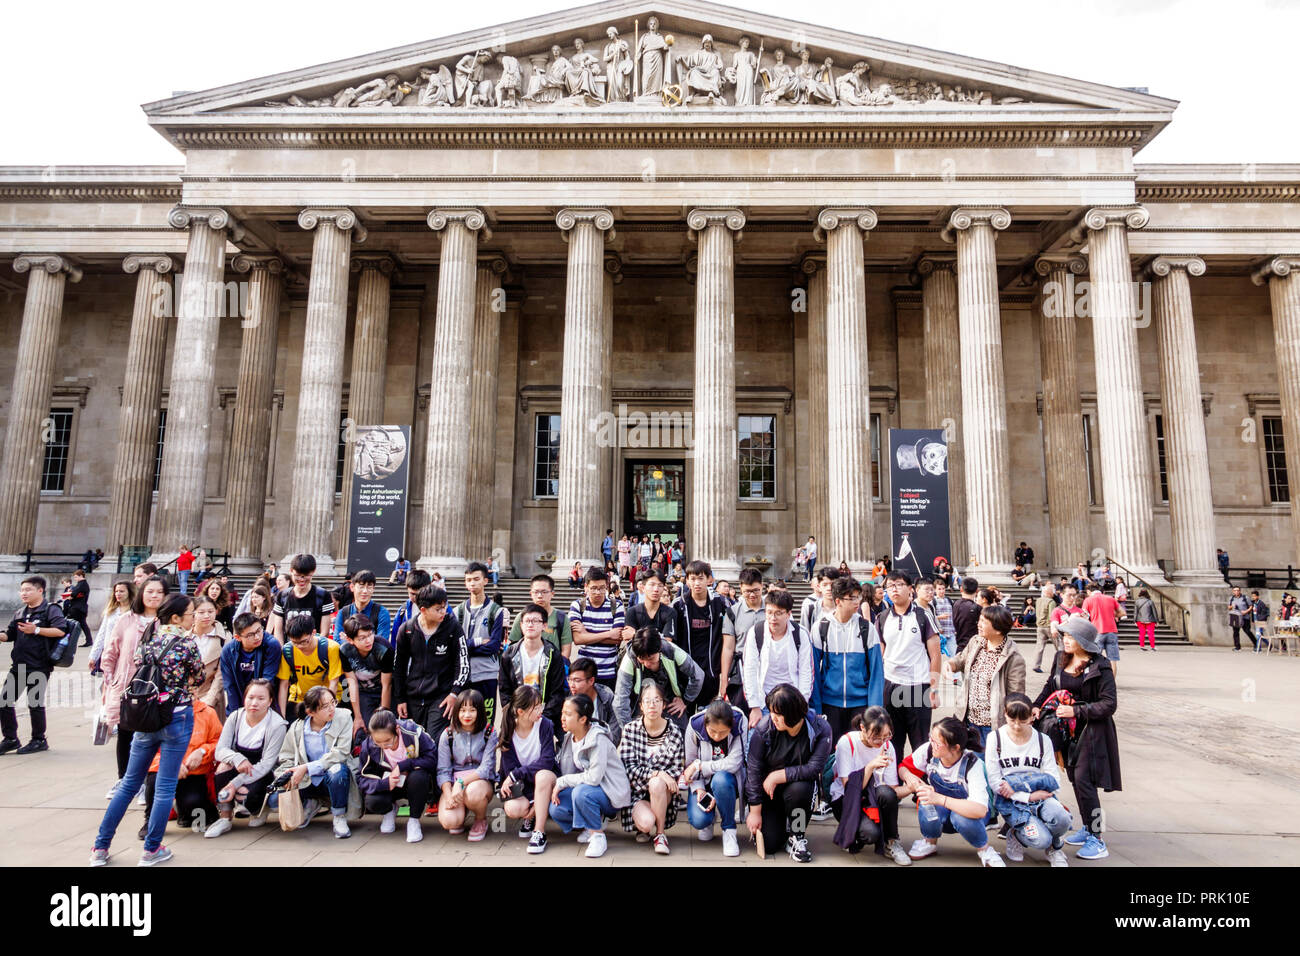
top-left (278, 786), bottom-right (305, 831)
top-left (119, 625), bottom-right (181, 734)
top-left (91, 706), bottom-right (112, 746)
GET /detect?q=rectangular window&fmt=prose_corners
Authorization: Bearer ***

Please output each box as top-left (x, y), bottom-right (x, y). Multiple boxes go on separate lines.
top-left (1154, 414), bottom-right (1168, 503)
top-left (1264, 416), bottom-right (1289, 503)
top-left (152, 408), bottom-right (167, 493)
top-left (871, 413), bottom-right (882, 501)
top-left (533, 414), bottom-right (561, 498)
top-left (335, 413), bottom-right (348, 495)
top-left (1082, 414), bottom-right (1099, 506)
top-left (737, 415), bottom-right (776, 501)
top-left (40, 408), bottom-right (74, 493)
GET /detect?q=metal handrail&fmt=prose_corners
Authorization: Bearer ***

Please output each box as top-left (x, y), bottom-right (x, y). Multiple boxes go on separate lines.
top-left (1105, 555), bottom-right (1191, 636)
top-left (21, 551), bottom-right (97, 573)
top-left (1224, 566), bottom-right (1299, 590)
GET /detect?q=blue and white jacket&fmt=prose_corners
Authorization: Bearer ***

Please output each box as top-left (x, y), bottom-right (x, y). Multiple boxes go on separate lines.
top-left (808, 613), bottom-right (885, 714)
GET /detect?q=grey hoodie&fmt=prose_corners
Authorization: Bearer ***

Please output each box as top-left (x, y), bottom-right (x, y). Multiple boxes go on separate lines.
top-left (556, 722), bottom-right (631, 809)
top-left (214, 707), bottom-right (289, 793)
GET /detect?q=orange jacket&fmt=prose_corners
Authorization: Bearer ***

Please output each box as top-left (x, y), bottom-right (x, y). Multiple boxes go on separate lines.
top-left (150, 700), bottom-right (223, 777)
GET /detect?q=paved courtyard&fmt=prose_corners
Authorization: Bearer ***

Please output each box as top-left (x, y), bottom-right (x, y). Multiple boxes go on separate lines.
top-left (2, 642), bottom-right (1298, 867)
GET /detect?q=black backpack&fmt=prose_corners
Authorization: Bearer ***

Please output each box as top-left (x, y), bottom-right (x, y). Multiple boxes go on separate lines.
top-left (120, 624), bottom-right (183, 733)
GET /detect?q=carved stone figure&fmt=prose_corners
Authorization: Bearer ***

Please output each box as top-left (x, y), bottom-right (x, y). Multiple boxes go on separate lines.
top-left (637, 16), bottom-right (669, 96)
top-left (334, 74), bottom-right (405, 108)
top-left (495, 53), bottom-right (522, 107)
top-left (265, 94), bottom-right (333, 108)
top-left (793, 50), bottom-right (835, 105)
top-left (677, 34), bottom-right (724, 103)
top-left (417, 65), bottom-right (455, 107)
top-left (726, 35), bottom-right (759, 107)
top-left (524, 45), bottom-right (570, 104)
top-left (760, 48), bottom-right (798, 105)
top-left (454, 50), bottom-right (494, 107)
top-left (566, 38), bottom-right (602, 100)
top-left (835, 61), bottom-right (872, 106)
top-left (865, 81), bottom-right (896, 105)
top-left (603, 27), bottom-right (633, 102)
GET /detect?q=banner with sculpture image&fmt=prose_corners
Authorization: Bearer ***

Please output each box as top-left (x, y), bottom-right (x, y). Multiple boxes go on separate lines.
top-left (888, 429), bottom-right (951, 581)
top-left (348, 425), bottom-right (411, 576)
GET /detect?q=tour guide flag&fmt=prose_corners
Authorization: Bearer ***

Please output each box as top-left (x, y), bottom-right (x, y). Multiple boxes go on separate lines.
top-left (348, 425), bottom-right (411, 576)
top-left (888, 428), bottom-right (952, 580)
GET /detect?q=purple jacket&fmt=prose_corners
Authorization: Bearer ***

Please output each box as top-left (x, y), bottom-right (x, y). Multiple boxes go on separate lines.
top-left (497, 716), bottom-right (558, 787)
top-left (356, 718), bottom-right (438, 795)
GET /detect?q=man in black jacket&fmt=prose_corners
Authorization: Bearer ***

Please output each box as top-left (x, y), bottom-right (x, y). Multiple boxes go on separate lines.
top-left (0, 576), bottom-right (69, 754)
top-left (65, 569), bottom-right (91, 647)
top-left (392, 584), bottom-right (469, 739)
top-left (951, 576), bottom-right (981, 653)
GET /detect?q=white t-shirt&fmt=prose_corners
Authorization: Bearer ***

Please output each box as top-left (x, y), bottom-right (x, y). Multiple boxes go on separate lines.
top-left (831, 735), bottom-right (898, 801)
top-left (880, 606), bottom-right (933, 685)
top-left (985, 728), bottom-right (1060, 793)
top-left (521, 644), bottom-right (544, 688)
top-left (513, 720), bottom-right (542, 767)
top-left (764, 632), bottom-right (798, 689)
top-left (640, 542), bottom-right (652, 559)
top-left (806, 542), bottom-right (818, 562)
top-left (237, 712), bottom-right (269, 750)
top-left (910, 741), bottom-right (988, 808)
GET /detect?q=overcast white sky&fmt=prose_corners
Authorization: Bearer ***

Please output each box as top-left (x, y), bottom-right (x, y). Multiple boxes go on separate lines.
top-left (2, 0), bottom-right (1296, 166)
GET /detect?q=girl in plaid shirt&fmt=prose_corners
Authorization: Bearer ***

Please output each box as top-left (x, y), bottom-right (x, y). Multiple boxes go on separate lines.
top-left (618, 682), bottom-right (685, 854)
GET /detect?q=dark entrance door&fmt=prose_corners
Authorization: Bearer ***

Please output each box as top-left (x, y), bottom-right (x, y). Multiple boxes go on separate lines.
top-left (623, 459), bottom-right (686, 540)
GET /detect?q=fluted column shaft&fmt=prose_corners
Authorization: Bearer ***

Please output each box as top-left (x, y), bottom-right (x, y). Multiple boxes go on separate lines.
top-left (948, 207), bottom-right (1013, 576)
top-left (819, 208), bottom-right (876, 575)
top-left (601, 257), bottom-right (620, 540)
top-left (919, 257), bottom-right (967, 567)
top-left (1149, 257), bottom-right (1220, 585)
top-left (1036, 257), bottom-right (1092, 574)
top-left (1254, 258), bottom-right (1300, 567)
top-left (285, 211), bottom-right (358, 567)
top-left (105, 256), bottom-right (172, 557)
top-left (466, 259), bottom-right (503, 562)
top-left (803, 256), bottom-right (830, 550)
top-left (154, 209), bottom-right (237, 557)
top-left (553, 209), bottom-right (612, 572)
top-left (223, 256), bottom-right (283, 565)
top-left (419, 209), bottom-right (486, 576)
top-left (0, 256), bottom-right (80, 555)
top-left (1079, 207), bottom-right (1161, 578)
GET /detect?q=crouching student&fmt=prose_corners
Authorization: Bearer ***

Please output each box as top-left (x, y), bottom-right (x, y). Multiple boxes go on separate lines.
top-left (358, 708), bottom-right (437, 844)
top-left (683, 698), bottom-right (746, 857)
top-left (497, 684), bottom-right (557, 853)
top-left (205, 679), bottom-right (288, 837)
top-left (275, 685), bottom-right (361, 839)
top-left (140, 697), bottom-right (223, 839)
top-left (551, 694), bottom-right (631, 858)
top-left (618, 682), bottom-right (685, 855)
top-left (744, 683), bottom-right (832, 863)
top-left (988, 693), bottom-right (1071, 867)
top-left (899, 717), bottom-right (1004, 867)
top-left (437, 689), bottom-right (498, 842)
top-left (829, 707), bottom-right (911, 866)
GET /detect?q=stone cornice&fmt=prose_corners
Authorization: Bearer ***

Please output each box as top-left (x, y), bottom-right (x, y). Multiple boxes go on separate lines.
top-left (0, 184), bottom-right (183, 202)
top-left (1251, 256), bottom-right (1300, 286)
top-left (1143, 255), bottom-right (1206, 280)
top-left (122, 254), bottom-right (175, 275)
top-left (168, 205), bottom-right (246, 242)
top-left (1137, 183), bottom-right (1300, 203)
top-left (14, 254), bottom-right (82, 283)
top-left (298, 207), bottom-right (367, 243)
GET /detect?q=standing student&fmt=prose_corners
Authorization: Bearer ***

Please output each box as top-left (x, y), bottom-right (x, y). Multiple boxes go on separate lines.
top-left (436, 689), bottom-right (498, 841)
top-left (932, 578), bottom-right (957, 658)
top-left (1033, 616), bottom-right (1120, 862)
top-left (176, 546), bottom-right (195, 596)
top-left (506, 574), bottom-right (573, 658)
top-left (1082, 582), bottom-right (1124, 680)
top-left (199, 578), bottom-right (235, 632)
top-left (1227, 585), bottom-right (1253, 651)
top-left (65, 569), bottom-right (91, 647)
top-left (91, 593), bottom-right (204, 867)
top-left (875, 571), bottom-right (941, 762)
top-left (617, 534), bottom-right (632, 575)
top-left (276, 615), bottom-right (343, 720)
top-left (498, 603), bottom-right (567, 731)
top-left (614, 627), bottom-right (704, 730)
top-left (1033, 583), bottom-right (1060, 673)
top-left (951, 577), bottom-right (981, 652)
top-left (623, 569), bottom-right (677, 645)
top-left (0, 576), bottom-right (70, 755)
top-left (618, 682), bottom-right (686, 855)
top-left (602, 529), bottom-right (615, 567)
top-left (567, 656), bottom-right (622, 745)
top-left (569, 566), bottom-right (625, 690)
top-left (392, 584), bottom-right (469, 739)
top-left (455, 562), bottom-right (506, 724)
top-left (946, 604), bottom-right (1026, 752)
top-left (987, 693), bottom-right (1071, 867)
top-left (190, 596), bottom-right (228, 711)
top-left (389, 569), bottom-right (431, 645)
top-left (800, 568), bottom-right (838, 635)
top-left (804, 536), bottom-right (818, 581)
top-left (1250, 590), bottom-right (1271, 652)
top-left (275, 685), bottom-right (361, 838)
top-left (1049, 585), bottom-right (1088, 656)
top-left (672, 560), bottom-right (736, 705)
top-left (722, 567), bottom-right (766, 707)
top-left (683, 698), bottom-right (746, 857)
top-left (205, 679), bottom-right (287, 837)
top-left (270, 553), bottom-right (335, 643)
top-left (829, 707), bottom-right (911, 865)
top-left (551, 694), bottom-right (632, 858)
top-left (744, 684), bottom-right (832, 863)
top-left (90, 579), bottom-right (135, 673)
top-left (99, 576), bottom-right (168, 789)
top-left (497, 684), bottom-right (558, 852)
top-left (357, 708), bottom-right (437, 844)
top-left (139, 697), bottom-right (222, 840)
top-left (810, 575), bottom-right (884, 742)
top-left (332, 570), bottom-right (390, 646)
top-left (219, 613), bottom-right (281, 718)
top-left (339, 614), bottom-right (393, 733)
top-left (1134, 589), bottom-right (1159, 651)
top-left (741, 588), bottom-right (813, 727)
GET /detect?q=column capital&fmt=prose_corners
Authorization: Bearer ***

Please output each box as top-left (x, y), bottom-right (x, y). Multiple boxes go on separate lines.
top-left (1145, 255), bottom-right (1206, 280)
top-left (350, 253), bottom-right (395, 276)
top-left (123, 254), bottom-right (175, 275)
top-left (13, 254), bottom-right (81, 283)
top-left (1033, 253), bottom-right (1088, 277)
top-left (555, 207), bottom-right (613, 242)
top-left (429, 207), bottom-right (491, 240)
top-left (1251, 255), bottom-right (1300, 286)
top-left (814, 207), bottom-right (876, 242)
top-left (914, 253), bottom-right (957, 279)
top-left (477, 253), bottom-right (513, 281)
top-left (1068, 205), bottom-right (1149, 244)
top-left (168, 205), bottom-right (245, 242)
top-left (688, 207), bottom-right (746, 242)
top-left (800, 252), bottom-right (826, 276)
top-left (940, 206), bottom-right (1010, 243)
top-left (231, 254), bottom-right (284, 275)
top-left (604, 252), bottom-right (624, 284)
top-left (298, 207), bottom-right (367, 243)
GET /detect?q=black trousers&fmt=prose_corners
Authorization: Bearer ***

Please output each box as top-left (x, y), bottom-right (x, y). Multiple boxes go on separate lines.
top-left (1069, 766), bottom-right (1104, 836)
top-left (821, 703), bottom-right (866, 746)
top-left (884, 681), bottom-right (931, 761)
top-left (66, 610), bottom-right (89, 645)
top-left (1230, 622), bottom-right (1255, 650)
top-left (469, 679), bottom-right (497, 726)
top-left (406, 696), bottom-right (449, 740)
top-left (116, 726), bottom-right (137, 779)
top-left (213, 767), bottom-right (272, 814)
top-left (0, 665), bottom-right (49, 741)
top-left (831, 784), bottom-right (900, 849)
top-left (757, 779), bottom-right (815, 854)
top-left (144, 771), bottom-right (217, 829)
top-left (363, 768), bottom-right (434, 815)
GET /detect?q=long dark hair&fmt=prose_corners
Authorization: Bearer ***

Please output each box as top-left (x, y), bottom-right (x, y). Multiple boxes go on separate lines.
top-left (156, 593), bottom-right (193, 627)
top-left (130, 575), bottom-right (170, 616)
top-left (932, 716), bottom-right (971, 755)
top-left (497, 684), bottom-right (542, 752)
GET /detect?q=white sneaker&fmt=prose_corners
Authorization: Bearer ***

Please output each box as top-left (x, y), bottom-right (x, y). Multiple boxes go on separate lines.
top-left (576, 829), bottom-right (591, 844)
top-left (1046, 847), bottom-right (1069, 868)
top-left (203, 817), bottom-right (232, 839)
top-left (584, 830), bottom-right (608, 858)
top-left (332, 814), bottom-right (351, 839)
top-left (978, 845), bottom-right (1005, 867)
top-left (135, 787), bottom-right (146, 806)
top-left (406, 819), bottom-right (424, 843)
top-left (908, 839), bottom-right (938, 860)
top-left (885, 839), bottom-right (913, 866)
top-left (105, 783), bottom-right (118, 800)
top-left (379, 810), bottom-right (396, 834)
top-left (248, 801), bottom-right (270, 828)
top-left (1004, 830), bottom-right (1025, 862)
top-left (298, 798), bottom-right (320, 829)
top-left (721, 830), bottom-right (740, 857)
top-left (697, 826), bottom-right (714, 842)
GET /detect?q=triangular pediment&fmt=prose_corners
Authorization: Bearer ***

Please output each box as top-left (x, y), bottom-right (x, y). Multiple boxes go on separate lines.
top-left (143, 0), bottom-right (1176, 124)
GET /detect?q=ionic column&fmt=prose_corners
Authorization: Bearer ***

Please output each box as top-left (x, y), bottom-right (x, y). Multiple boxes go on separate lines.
top-left (418, 208), bottom-right (489, 577)
top-left (283, 209), bottom-right (364, 571)
top-left (601, 254), bottom-right (622, 538)
top-left (1035, 255), bottom-right (1092, 576)
top-left (916, 254), bottom-right (968, 568)
top-left (801, 254), bottom-right (830, 551)
top-left (336, 254), bottom-right (394, 562)
top-left (943, 207), bottom-right (1013, 578)
top-left (1073, 206), bottom-right (1163, 581)
top-left (104, 255), bottom-right (173, 558)
top-left (1253, 256), bottom-right (1300, 567)
top-left (0, 255), bottom-right (82, 560)
top-left (553, 208), bottom-right (614, 574)
top-left (817, 207), bottom-right (877, 577)
top-left (153, 207), bottom-right (241, 561)
top-left (465, 255), bottom-right (507, 562)
top-left (222, 255), bottom-right (284, 570)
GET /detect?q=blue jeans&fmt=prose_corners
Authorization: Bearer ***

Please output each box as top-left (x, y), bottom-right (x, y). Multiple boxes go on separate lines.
top-left (918, 803), bottom-right (989, 848)
top-left (178, 570), bottom-right (190, 594)
top-left (301, 764), bottom-right (352, 816)
top-left (551, 784), bottom-right (617, 832)
top-left (1009, 796), bottom-right (1072, 850)
top-left (970, 725), bottom-right (992, 751)
top-left (687, 770), bottom-right (738, 832)
top-left (96, 705), bottom-right (194, 853)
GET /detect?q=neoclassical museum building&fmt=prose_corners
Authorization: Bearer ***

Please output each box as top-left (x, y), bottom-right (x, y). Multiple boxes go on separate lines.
top-left (2, 0), bottom-right (1298, 639)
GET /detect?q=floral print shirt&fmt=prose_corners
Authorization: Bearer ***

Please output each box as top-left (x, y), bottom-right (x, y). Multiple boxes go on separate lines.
top-left (133, 623), bottom-right (204, 707)
top-left (967, 637), bottom-right (1006, 728)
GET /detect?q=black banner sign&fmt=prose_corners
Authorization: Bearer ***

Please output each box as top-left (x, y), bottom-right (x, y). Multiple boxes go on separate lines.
top-left (888, 428), bottom-right (952, 581)
top-left (348, 425), bottom-right (410, 576)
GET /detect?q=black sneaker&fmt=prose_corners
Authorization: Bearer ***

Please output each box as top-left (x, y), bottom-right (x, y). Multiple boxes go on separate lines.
top-left (786, 835), bottom-right (813, 863)
top-left (16, 738), bottom-right (48, 754)
top-left (526, 831), bottom-right (547, 854)
top-left (0, 738), bottom-right (20, 756)
top-left (518, 817), bottom-right (535, 838)
top-left (996, 822), bottom-right (1010, 841)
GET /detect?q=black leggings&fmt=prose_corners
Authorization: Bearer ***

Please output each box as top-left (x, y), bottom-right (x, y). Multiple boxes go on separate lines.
top-left (758, 779), bottom-right (815, 853)
top-left (363, 768), bottom-right (434, 816)
top-left (1069, 768), bottom-right (1104, 836)
top-left (144, 771), bottom-right (217, 828)
top-left (832, 784), bottom-right (900, 849)
top-left (116, 727), bottom-right (136, 779)
top-left (213, 767), bottom-right (273, 814)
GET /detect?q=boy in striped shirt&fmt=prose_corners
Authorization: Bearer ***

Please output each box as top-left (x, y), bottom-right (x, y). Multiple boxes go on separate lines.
top-left (569, 566), bottom-right (625, 690)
